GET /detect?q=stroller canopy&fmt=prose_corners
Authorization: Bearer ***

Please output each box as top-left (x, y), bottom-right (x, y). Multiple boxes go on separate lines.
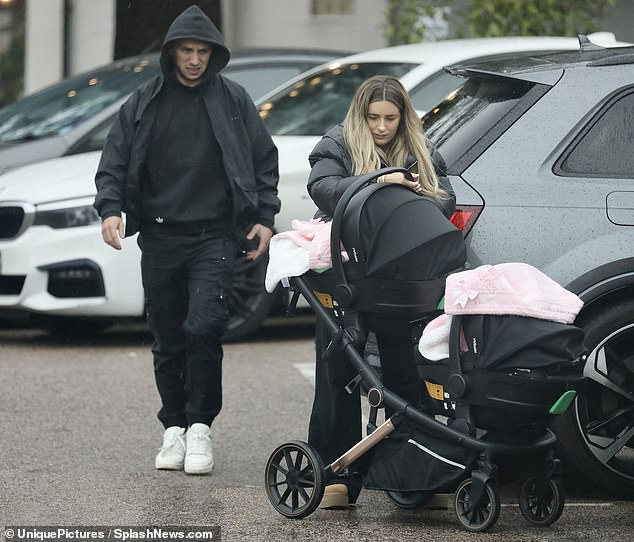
top-left (339, 183), bottom-right (466, 281)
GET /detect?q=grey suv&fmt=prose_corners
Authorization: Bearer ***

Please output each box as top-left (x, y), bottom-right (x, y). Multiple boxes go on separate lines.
top-left (422, 39), bottom-right (634, 495)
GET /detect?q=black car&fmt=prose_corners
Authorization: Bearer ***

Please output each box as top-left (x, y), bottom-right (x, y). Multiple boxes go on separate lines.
top-left (421, 38), bottom-right (634, 495)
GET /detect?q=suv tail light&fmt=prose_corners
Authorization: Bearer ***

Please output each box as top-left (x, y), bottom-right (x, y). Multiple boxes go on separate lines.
top-left (450, 205), bottom-right (483, 237)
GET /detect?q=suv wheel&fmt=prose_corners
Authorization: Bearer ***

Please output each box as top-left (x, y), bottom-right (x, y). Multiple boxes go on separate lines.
top-left (223, 249), bottom-right (278, 342)
top-left (553, 299), bottom-right (634, 495)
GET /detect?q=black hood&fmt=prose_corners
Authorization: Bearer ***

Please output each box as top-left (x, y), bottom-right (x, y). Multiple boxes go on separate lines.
top-left (160, 5), bottom-right (230, 81)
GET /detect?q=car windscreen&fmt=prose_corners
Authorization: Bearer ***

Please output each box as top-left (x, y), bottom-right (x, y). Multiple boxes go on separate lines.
top-left (224, 63), bottom-right (320, 101)
top-left (422, 74), bottom-right (546, 174)
top-left (258, 62), bottom-right (417, 136)
top-left (0, 59), bottom-right (159, 143)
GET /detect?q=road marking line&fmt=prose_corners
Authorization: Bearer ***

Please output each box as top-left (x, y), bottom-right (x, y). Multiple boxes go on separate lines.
top-left (294, 362), bottom-right (315, 386)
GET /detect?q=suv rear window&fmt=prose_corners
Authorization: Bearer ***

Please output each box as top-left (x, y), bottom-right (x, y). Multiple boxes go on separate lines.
top-left (422, 74), bottom-right (546, 174)
top-left (556, 89), bottom-right (634, 178)
top-left (258, 62), bottom-right (416, 136)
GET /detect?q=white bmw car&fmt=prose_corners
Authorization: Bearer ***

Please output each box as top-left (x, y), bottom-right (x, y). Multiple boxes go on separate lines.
top-left (0, 34), bottom-right (626, 339)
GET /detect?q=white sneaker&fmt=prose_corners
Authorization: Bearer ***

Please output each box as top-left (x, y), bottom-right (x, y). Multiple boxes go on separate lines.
top-left (155, 426), bottom-right (186, 470)
top-left (185, 423), bottom-right (214, 474)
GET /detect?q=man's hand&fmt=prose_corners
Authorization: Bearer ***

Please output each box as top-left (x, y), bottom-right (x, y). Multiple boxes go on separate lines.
top-left (245, 223), bottom-right (273, 261)
top-left (101, 216), bottom-right (125, 250)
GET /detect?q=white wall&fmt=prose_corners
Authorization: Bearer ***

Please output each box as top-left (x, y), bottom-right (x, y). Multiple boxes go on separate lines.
top-left (603, 0), bottom-right (634, 44)
top-left (221, 0), bottom-right (388, 52)
top-left (69, 0), bottom-right (115, 73)
top-left (24, 0), bottom-right (115, 94)
top-left (0, 10), bottom-right (12, 52)
top-left (24, 0), bottom-right (388, 94)
top-left (23, 0), bottom-right (632, 95)
top-left (24, 0), bottom-right (64, 93)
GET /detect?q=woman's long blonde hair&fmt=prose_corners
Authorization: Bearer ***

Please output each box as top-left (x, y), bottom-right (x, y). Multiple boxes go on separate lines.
top-left (343, 75), bottom-right (444, 199)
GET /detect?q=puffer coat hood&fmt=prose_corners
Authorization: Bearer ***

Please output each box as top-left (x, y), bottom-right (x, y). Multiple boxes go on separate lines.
top-left (160, 5), bottom-right (230, 80)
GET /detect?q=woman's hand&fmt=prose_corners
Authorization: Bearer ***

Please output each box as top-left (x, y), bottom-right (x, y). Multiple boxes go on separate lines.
top-left (378, 171), bottom-right (422, 194)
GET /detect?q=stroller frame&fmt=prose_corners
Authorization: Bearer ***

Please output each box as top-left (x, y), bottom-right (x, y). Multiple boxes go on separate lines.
top-left (264, 169), bottom-right (576, 532)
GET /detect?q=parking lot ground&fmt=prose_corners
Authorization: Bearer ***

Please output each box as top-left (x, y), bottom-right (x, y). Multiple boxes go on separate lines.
top-left (0, 322), bottom-right (632, 541)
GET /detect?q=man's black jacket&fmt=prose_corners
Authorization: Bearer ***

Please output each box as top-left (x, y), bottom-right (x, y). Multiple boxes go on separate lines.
top-left (93, 5), bottom-right (280, 236)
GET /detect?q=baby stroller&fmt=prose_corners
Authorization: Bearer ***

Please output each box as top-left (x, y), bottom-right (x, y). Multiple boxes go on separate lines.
top-left (264, 168), bottom-right (586, 532)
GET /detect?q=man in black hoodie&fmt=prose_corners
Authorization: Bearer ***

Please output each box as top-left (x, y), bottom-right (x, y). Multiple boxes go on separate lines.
top-left (94, 6), bottom-right (279, 474)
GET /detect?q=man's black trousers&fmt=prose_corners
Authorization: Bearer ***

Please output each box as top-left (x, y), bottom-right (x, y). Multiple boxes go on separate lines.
top-left (138, 230), bottom-right (236, 429)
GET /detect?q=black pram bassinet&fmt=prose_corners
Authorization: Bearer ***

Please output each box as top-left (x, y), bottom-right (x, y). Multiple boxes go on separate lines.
top-left (265, 168), bottom-right (585, 532)
top-left (308, 174), bottom-right (466, 321)
top-left (420, 312), bottom-right (585, 435)
top-left (339, 180), bottom-right (466, 281)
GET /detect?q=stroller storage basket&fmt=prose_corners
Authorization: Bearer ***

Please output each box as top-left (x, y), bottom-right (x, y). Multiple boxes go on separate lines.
top-left (363, 419), bottom-right (478, 493)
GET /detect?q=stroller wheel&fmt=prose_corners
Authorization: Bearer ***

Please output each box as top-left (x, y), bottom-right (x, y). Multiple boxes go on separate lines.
top-left (518, 477), bottom-right (565, 526)
top-left (264, 440), bottom-right (325, 519)
top-left (385, 490), bottom-right (433, 510)
top-left (453, 478), bottom-right (500, 532)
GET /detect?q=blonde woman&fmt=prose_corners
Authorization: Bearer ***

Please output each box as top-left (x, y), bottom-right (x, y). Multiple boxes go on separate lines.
top-left (306, 75), bottom-right (455, 509)
top-left (308, 75), bottom-right (454, 219)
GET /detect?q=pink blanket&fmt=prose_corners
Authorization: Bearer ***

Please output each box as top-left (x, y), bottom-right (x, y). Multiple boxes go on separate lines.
top-left (419, 262), bottom-right (583, 361)
top-left (445, 262), bottom-right (583, 324)
top-left (265, 219), bottom-right (348, 293)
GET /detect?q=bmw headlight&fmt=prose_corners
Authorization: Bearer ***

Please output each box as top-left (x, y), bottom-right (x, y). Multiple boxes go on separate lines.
top-left (33, 197), bottom-right (100, 229)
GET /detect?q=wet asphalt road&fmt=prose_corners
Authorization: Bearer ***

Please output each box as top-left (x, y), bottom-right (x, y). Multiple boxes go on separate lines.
top-left (1, 316), bottom-right (632, 542)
